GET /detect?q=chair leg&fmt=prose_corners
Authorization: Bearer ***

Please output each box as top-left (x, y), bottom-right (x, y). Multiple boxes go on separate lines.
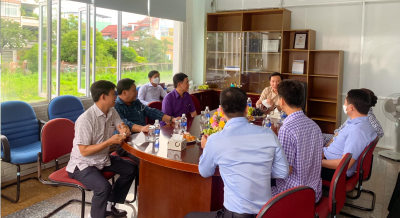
top-left (1, 165), bottom-right (38, 203)
top-left (345, 189), bottom-right (376, 211)
top-left (339, 211), bottom-right (361, 218)
top-left (43, 187), bottom-right (91, 218)
top-left (125, 175), bottom-right (139, 204)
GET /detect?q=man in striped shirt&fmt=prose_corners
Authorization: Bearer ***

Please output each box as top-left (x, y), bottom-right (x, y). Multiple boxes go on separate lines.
top-left (271, 80), bottom-right (324, 202)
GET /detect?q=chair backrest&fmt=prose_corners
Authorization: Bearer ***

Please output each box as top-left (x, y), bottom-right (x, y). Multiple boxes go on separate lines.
top-left (146, 101), bottom-right (162, 125)
top-left (41, 118), bottom-right (75, 163)
top-left (1, 101), bottom-right (39, 148)
top-left (190, 94), bottom-right (201, 115)
top-left (329, 153), bottom-right (352, 215)
top-left (257, 186), bottom-right (315, 218)
top-left (48, 95), bottom-right (85, 122)
top-left (148, 101), bottom-right (162, 111)
top-left (356, 137), bottom-right (379, 181)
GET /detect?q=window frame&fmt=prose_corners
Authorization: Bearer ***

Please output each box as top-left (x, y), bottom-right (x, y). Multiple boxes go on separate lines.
top-left (24, 0), bottom-right (182, 106)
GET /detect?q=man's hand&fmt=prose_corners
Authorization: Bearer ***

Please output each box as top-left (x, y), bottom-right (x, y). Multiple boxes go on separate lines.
top-left (108, 134), bottom-right (127, 145)
top-left (201, 134), bottom-right (208, 149)
top-left (118, 122), bottom-right (131, 136)
top-left (266, 98), bottom-right (273, 106)
top-left (141, 125), bottom-right (151, 133)
top-left (256, 99), bottom-right (262, 108)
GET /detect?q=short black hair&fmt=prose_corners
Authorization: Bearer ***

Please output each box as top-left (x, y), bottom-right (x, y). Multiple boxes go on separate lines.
top-left (148, 70), bottom-right (159, 78)
top-left (346, 89), bottom-right (371, 115)
top-left (90, 80), bottom-right (116, 102)
top-left (220, 87), bottom-right (248, 118)
top-left (361, 88), bottom-right (377, 107)
top-left (173, 72), bottom-right (188, 88)
top-left (269, 72), bottom-right (283, 81)
top-left (117, 78), bottom-right (136, 95)
top-left (277, 80), bottom-right (305, 109)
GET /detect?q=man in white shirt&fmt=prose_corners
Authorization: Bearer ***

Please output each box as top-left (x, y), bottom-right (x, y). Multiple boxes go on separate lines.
top-left (138, 70), bottom-right (167, 105)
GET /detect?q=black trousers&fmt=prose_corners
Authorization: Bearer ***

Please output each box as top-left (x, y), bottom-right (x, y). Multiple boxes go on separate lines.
top-left (68, 155), bottom-right (137, 218)
top-left (321, 167), bottom-right (351, 181)
top-left (116, 144), bottom-right (141, 165)
top-left (185, 208), bottom-right (257, 218)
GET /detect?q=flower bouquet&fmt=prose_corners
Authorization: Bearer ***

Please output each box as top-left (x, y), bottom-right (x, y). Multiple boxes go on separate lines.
top-left (202, 107), bottom-right (227, 136)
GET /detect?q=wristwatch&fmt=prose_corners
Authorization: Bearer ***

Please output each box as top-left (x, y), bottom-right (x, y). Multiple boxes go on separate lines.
top-left (170, 116), bottom-right (174, 122)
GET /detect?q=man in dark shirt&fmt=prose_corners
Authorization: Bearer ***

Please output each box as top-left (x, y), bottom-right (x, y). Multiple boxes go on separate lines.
top-left (114, 78), bottom-right (179, 163)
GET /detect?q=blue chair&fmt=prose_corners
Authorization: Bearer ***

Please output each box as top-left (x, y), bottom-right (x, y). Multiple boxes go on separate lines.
top-left (136, 86), bottom-right (141, 92)
top-left (1, 101), bottom-right (46, 203)
top-left (48, 95), bottom-right (85, 123)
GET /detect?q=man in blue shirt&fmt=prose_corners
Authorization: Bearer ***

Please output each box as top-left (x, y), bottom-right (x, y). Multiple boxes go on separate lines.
top-left (322, 89), bottom-right (377, 180)
top-left (114, 78), bottom-right (179, 163)
top-left (185, 87), bottom-right (289, 218)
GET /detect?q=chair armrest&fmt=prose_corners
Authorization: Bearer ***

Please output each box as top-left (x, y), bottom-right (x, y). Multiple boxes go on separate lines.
top-left (38, 119), bottom-right (47, 140)
top-left (1, 135), bottom-right (11, 163)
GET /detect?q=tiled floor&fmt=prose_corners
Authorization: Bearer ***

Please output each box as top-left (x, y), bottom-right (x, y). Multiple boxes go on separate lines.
top-left (2, 148), bottom-right (400, 218)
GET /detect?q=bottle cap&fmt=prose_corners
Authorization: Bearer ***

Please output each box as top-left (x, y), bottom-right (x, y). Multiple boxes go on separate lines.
top-left (155, 119), bottom-right (159, 124)
top-left (182, 114), bottom-right (186, 117)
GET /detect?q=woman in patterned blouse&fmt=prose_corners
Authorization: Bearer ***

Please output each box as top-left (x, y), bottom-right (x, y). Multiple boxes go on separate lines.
top-left (324, 88), bottom-right (384, 146)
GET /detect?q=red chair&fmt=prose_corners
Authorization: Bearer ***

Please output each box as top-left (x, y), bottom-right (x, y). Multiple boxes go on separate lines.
top-left (190, 94), bottom-right (201, 115)
top-left (257, 186), bottom-right (317, 218)
top-left (147, 101), bottom-right (163, 125)
top-left (322, 137), bottom-right (379, 213)
top-left (315, 153), bottom-right (352, 218)
top-left (110, 151), bottom-right (139, 203)
top-left (38, 118), bottom-right (115, 218)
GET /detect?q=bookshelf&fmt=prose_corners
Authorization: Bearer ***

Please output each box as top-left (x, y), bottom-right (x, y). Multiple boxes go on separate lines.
top-left (205, 9), bottom-right (344, 133)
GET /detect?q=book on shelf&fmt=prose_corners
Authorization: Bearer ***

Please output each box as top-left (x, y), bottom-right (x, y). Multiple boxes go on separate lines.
top-left (224, 66), bottom-right (240, 71)
top-left (292, 60), bottom-right (305, 74)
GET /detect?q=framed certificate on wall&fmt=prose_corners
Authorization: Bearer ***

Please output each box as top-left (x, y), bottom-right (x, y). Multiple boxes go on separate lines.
top-left (262, 39), bottom-right (280, 53)
top-left (294, 33), bottom-right (307, 49)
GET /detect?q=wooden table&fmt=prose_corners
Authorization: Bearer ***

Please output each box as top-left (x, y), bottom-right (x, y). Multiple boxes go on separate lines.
top-left (121, 114), bottom-right (278, 218)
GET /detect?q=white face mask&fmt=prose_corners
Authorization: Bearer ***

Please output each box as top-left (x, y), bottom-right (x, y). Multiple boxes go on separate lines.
top-left (152, 77), bottom-right (160, 85)
top-left (343, 104), bottom-right (348, 115)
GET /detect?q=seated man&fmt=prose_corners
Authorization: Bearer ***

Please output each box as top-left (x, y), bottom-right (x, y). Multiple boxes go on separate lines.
top-left (271, 80), bottom-right (324, 203)
top-left (161, 73), bottom-right (197, 125)
top-left (322, 89), bottom-right (377, 180)
top-left (66, 80), bottom-right (136, 218)
top-left (138, 70), bottom-right (167, 105)
top-left (323, 88), bottom-right (384, 146)
top-left (114, 78), bottom-right (179, 163)
top-left (185, 87), bottom-right (289, 218)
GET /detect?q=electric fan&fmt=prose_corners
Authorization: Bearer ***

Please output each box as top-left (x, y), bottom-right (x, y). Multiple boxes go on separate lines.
top-left (379, 93), bottom-right (400, 161)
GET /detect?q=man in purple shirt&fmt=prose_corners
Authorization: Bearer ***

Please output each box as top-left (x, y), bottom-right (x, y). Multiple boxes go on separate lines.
top-left (161, 73), bottom-right (197, 125)
top-left (271, 80), bottom-right (324, 202)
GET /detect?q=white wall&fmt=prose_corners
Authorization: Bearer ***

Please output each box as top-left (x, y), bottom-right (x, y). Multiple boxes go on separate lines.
top-left (191, 0), bottom-right (400, 149)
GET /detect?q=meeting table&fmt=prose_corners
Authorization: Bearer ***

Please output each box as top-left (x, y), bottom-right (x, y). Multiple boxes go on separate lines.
top-left (121, 112), bottom-right (279, 218)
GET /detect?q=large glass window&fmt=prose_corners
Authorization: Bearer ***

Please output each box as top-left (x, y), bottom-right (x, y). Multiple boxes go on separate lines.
top-left (1, 0), bottom-right (42, 102)
top-left (94, 7), bottom-right (118, 84)
top-left (121, 12), bottom-right (177, 87)
top-left (1, 0), bottom-right (182, 103)
top-left (59, 0), bottom-right (86, 97)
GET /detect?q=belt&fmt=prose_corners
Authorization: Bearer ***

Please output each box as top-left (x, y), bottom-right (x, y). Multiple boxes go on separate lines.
top-left (221, 208), bottom-right (257, 218)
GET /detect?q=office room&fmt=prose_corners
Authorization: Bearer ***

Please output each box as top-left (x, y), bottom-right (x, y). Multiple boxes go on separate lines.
top-left (1, 0), bottom-right (400, 217)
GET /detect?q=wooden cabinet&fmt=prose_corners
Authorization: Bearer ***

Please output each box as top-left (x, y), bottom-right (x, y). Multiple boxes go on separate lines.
top-left (205, 9), bottom-right (343, 134)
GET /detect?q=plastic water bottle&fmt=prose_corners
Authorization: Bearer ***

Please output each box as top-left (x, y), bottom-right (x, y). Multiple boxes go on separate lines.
top-left (262, 115), bottom-right (271, 128)
top-left (154, 138), bottom-right (159, 152)
top-left (154, 119), bottom-right (160, 137)
top-left (174, 119), bottom-right (180, 134)
top-left (205, 106), bottom-right (210, 119)
top-left (247, 98), bottom-right (252, 108)
top-left (277, 117), bottom-right (283, 130)
top-left (280, 111), bottom-right (287, 121)
top-left (200, 111), bottom-right (206, 123)
top-left (181, 114), bottom-right (187, 133)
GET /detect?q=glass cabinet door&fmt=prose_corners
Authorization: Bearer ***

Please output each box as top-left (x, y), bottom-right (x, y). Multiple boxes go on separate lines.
top-left (241, 31), bottom-right (281, 93)
top-left (206, 32), bottom-right (241, 89)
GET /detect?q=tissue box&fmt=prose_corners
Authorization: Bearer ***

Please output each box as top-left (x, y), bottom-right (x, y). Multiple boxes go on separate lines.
top-left (168, 138), bottom-right (187, 151)
top-left (167, 150), bottom-right (182, 161)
